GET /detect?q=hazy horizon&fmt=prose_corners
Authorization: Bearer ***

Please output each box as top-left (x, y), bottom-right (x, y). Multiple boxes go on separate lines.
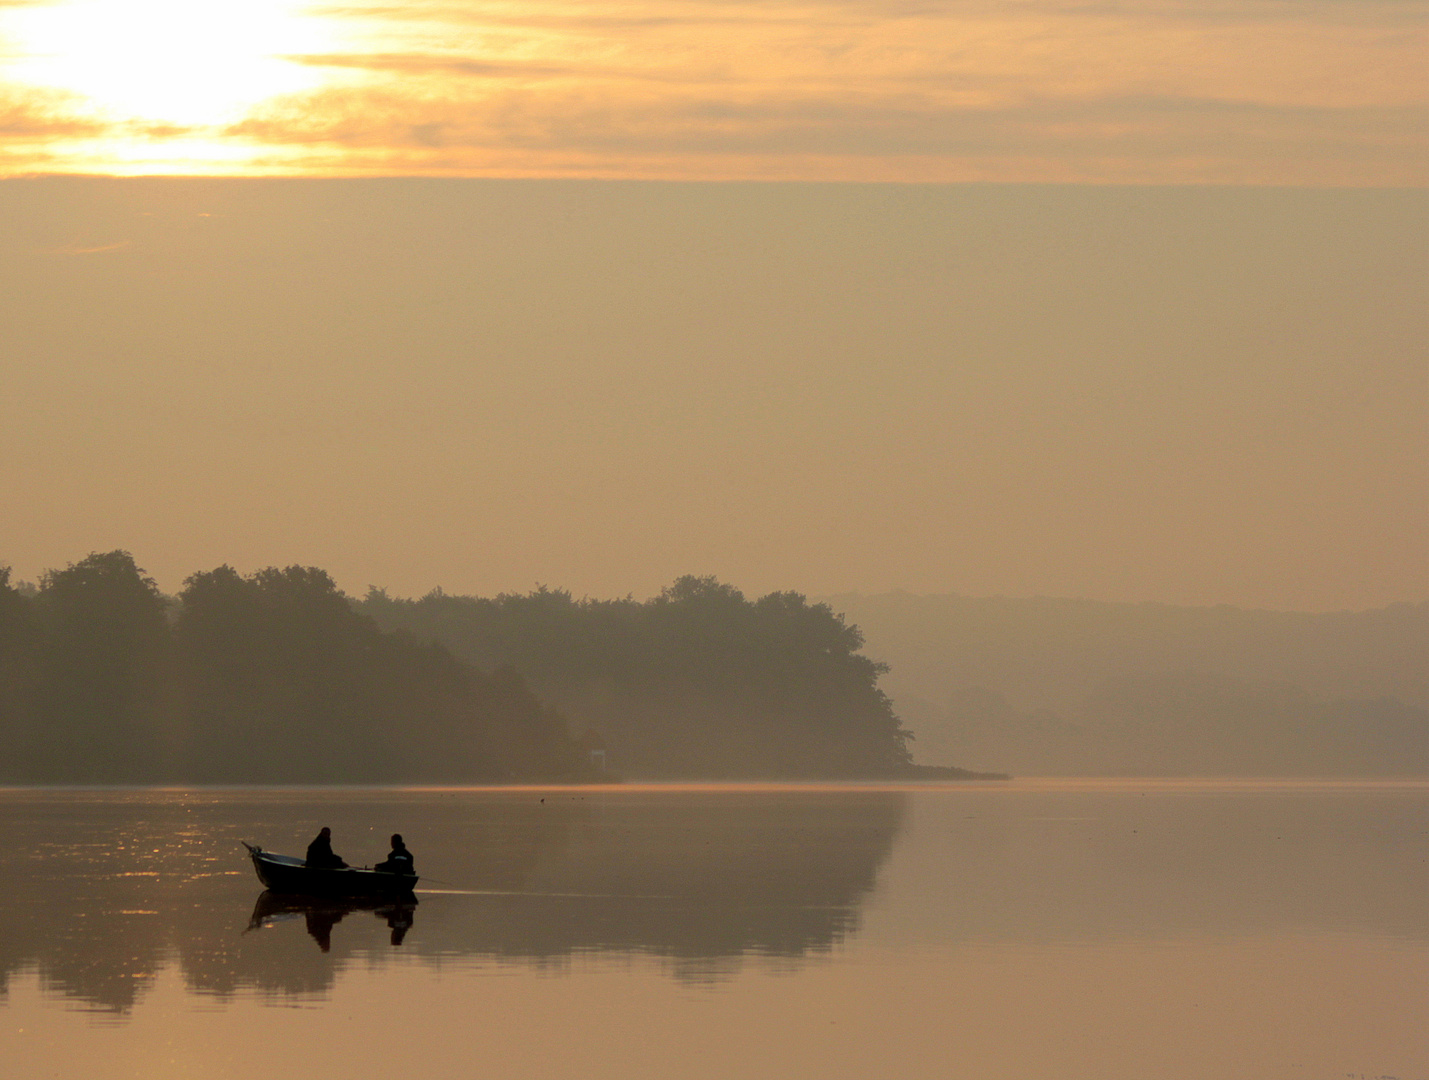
top-left (5, 555), bottom-right (1427, 616)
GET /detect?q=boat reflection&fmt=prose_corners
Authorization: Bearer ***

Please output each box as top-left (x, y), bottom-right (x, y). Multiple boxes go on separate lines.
top-left (247, 891), bottom-right (418, 951)
top-left (0, 788), bottom-right (906, 1012)
top-left (7, 784), bottom-right (1429, 1019)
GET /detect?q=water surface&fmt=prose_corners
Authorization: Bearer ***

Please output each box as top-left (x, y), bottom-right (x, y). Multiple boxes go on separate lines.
top-left (0, 780), bottom-right (1424, 1079)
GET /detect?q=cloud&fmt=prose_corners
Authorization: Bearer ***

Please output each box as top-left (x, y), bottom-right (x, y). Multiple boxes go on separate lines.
top-left (284, 52), bottom-right (576, 79)
top-left (0, 84), bottom-right (106, 138)
top-left (225, 76), bottom-right (1428, 185)
top-left (305, 0), bottom-right (1429, 32)
top-left (4, 0), bottom-right (1426, 180)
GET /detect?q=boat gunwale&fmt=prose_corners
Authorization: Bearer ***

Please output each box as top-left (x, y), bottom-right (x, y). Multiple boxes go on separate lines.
top-left (244, 842), bottom-right (419, 895)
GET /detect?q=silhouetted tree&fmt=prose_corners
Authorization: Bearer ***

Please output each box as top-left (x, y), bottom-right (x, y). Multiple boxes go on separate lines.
top-left (359, 574), bottom-right (914, 778)
top-left (29, 552), bottom-right (173, 781)
top-left (0, 567), bottom-right (42, 777)
top-left (175, 564), bottom-right (586, 782)
top-left (1, 553), bottom-right (916, 781)
top-left (177, 564), bottom-right (376, 780)
top-left (0, 554), bottom-right (593, 784)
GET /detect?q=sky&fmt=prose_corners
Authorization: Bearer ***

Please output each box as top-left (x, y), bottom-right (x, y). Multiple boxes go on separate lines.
top-left (1, 0), bottom-right (1425, 183)
top-left (0, 2), bottom-right (1425, 611)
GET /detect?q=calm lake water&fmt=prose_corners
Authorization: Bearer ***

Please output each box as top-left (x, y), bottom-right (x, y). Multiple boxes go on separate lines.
top-left (0, 780), bottom-right (1424, 1080)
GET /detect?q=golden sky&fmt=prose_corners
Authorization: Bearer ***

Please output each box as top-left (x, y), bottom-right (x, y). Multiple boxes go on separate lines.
top-left (1, 3), bottom-right (1424, 611)
top-left (1, 0), bottom-right (1425, 182)
top-left (1, 179), bottom-right (1423, 609)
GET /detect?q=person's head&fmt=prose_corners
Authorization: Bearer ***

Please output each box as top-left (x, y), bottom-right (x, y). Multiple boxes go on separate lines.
top-left (391, 833), bottom-right (404, 847)
top-left (319, 827), bottom-right (331, 838)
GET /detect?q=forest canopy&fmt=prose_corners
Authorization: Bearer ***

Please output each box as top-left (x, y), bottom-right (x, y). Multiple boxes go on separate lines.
top-left (358, 576), bottom-right (919, 779)
top-left (0, 553), bottom-right (589, 784)
top-left (0, 555), bottom-right (945, 783)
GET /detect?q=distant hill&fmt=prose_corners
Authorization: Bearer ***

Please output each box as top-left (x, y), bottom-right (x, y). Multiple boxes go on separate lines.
top-left (819, 593), bottom-right (1429, 776)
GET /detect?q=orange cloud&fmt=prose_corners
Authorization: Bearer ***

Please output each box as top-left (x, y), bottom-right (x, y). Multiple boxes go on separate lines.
top-left (2, 0), bottom-right (1426, 180)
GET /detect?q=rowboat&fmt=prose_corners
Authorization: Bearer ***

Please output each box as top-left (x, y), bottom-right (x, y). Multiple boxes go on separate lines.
top-left (243, 841), bottom-right (419, 896)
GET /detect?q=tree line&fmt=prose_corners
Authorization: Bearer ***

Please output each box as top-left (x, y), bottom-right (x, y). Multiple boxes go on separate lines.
top-left (357, 576), bottom-right (925, 778)
top-left (0, 555), bottom-right (964, 782)
top-left (0, 552), bottom-right (590, 783)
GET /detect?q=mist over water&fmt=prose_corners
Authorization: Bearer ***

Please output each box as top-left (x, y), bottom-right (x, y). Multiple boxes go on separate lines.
top-left (1, 781), bottom-right (1423, 1079)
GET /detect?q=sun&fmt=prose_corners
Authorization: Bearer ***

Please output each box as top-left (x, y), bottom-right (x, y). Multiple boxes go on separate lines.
top-left (4, 0), bottom-right (334, 129)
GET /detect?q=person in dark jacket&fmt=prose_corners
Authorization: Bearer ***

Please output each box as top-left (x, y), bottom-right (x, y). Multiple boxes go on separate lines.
top-left (374, 833), bottom-right (415, 875)
top-left (304, 827), bottom-right (348, 869)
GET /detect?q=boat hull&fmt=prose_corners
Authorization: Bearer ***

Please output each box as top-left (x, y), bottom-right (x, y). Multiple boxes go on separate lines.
top-left (245, 843), bottom-right (418, 897)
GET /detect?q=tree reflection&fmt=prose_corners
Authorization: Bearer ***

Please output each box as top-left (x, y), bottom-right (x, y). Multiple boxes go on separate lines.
top-left (1, 786), bottom-right (1422, 1017)
top-left (0, 789), bottom-right (906, 1012)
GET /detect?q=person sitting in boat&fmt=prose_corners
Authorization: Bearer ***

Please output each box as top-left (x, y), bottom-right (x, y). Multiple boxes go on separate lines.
top-left (374, 833), bottom-right (415, 876)
top-left (304, 826), bottom-right (348, 869)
